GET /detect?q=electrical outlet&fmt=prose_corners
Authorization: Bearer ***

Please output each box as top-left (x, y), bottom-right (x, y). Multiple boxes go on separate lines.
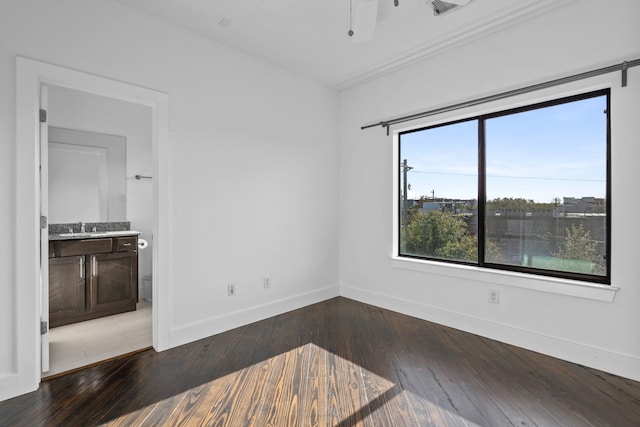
top-left (228, 283), bottom-right (236, 296)
top-left (489, 289), bottom-right (499, 304)
top-left (263, 276), bottom-right (270, 289)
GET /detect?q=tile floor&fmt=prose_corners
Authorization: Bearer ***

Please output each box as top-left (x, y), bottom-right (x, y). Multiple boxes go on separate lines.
top-left (44, 301), bottom-right (152, 378)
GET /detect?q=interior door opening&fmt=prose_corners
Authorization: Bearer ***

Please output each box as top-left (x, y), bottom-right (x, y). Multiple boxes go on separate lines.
top-left (15, 57), bottom-right (170, 399)
top-left (41, 84), bottom-right (155, 378)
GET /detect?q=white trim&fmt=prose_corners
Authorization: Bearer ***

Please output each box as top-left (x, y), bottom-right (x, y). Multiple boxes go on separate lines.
top-left (336, 0), bottom-right (580, 90)
top-left (11, 57), bottom-right (171, 402)
top-left (340, 283), bottom-right (640, 382)
top-left (391, 257), bottom-right (618, 302)
top-left (168, 286), bottom-right (339, 349)
top-left (390, 74), bottom-right (618, 303)
top-left (0, 374), bottom-right (26, 403)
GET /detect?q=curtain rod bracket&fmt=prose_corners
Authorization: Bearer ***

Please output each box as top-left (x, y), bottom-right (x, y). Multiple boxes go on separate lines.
top-left (361, 121), bottom-right (387, 130)
top-left (622, 61), bottom-right (628, 87)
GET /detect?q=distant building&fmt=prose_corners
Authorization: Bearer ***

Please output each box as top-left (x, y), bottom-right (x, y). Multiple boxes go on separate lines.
top-left (417, 199), bottom-right (476, 214)
top-left (554, 197), bottom-right (605, 217)
top-left (420, 202), bottom-right (442, 212)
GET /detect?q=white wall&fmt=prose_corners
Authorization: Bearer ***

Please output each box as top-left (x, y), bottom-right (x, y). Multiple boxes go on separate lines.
top-left (47, 86), bottom-right (154, 296)
top-left (339, 0), bottom-right (640, 380)
top-left (4, 0), bottom-right (636, 403)
top-left (0, 0), bottom-right (339, 400)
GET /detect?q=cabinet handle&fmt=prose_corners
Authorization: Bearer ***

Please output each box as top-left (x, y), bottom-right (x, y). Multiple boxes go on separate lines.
top-left (93, 256), bottom-right (97, 277)
top-left (122, 243), bottom-right (132, 247)
top-left (80, 256), bottom-right (84, 279)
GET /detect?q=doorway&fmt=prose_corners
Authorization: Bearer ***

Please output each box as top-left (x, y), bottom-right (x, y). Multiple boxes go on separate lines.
top-left (43, 86), bottom-right (154, 377)
top-left (15, 57), bottom-right (171, 395)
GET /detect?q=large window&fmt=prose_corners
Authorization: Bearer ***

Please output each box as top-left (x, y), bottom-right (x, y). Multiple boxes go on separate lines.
top-left (399, 90), bottom-right (610, 284)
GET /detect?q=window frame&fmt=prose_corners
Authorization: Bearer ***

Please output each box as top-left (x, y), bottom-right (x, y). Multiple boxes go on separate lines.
top-left (397, 89), bottom-right (611, 285)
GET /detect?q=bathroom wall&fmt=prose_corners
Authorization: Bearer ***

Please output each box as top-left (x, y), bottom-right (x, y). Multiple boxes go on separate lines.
top-left (47, 86), bottom-right (154, 297)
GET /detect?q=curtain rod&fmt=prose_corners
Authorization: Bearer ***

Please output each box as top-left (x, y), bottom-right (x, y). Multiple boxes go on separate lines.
top-left (361, 58), bottom-right (640, 134)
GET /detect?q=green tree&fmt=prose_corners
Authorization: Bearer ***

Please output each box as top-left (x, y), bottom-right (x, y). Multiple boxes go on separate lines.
top-left (403, 211), bottom-right (476, 262)
top-left (555, 223), bottom-right (604, 274)
top-left (556, 224), bottom-right (596, 260)
top-left (485, 239), bottom-right (506, 264)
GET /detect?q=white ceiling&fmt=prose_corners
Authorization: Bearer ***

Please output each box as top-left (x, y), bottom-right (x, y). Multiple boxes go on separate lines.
top-left (112, 0), bottom-right (571, 89)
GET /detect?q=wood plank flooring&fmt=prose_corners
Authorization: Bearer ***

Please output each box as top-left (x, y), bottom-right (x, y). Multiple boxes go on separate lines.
top-left (1, 297), bottom-right (639, 426)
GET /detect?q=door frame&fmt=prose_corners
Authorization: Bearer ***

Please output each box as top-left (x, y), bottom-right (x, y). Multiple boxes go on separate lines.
top-left (39, 85), bottom-right (49, 373)
top-left (14, 57), bottom-right (171, 398)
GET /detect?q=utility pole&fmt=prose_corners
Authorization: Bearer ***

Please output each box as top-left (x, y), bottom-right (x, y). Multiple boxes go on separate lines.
top-left (401, 159), bottom-right (413, 228)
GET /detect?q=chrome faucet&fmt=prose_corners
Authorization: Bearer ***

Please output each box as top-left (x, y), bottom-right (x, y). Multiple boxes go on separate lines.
top-left (80, 222), bottom-right (86, 233)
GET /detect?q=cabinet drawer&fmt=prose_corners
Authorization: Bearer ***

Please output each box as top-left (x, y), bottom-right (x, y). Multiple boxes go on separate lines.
top-left (116, 236), bottom-right (137, 252)
top-left (56, 238), bottom-right (113, 257)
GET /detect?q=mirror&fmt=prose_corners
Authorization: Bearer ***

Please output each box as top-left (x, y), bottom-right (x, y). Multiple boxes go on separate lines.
top-left (48, 127), bottom-right (126, 223)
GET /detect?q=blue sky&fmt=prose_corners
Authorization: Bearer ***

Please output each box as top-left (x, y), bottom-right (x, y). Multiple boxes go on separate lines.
top-left (400, 95), bottom-right (607, 203)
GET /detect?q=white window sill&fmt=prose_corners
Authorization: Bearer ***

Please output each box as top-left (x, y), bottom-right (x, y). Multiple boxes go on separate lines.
top-left (390, 257), bottom-right (619, 302)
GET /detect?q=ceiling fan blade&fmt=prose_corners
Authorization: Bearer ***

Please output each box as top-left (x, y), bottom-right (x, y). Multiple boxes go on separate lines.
top-left (431, 0), bottom-right (472, 16)
top-left (351, 0), bottom-right (378, 43)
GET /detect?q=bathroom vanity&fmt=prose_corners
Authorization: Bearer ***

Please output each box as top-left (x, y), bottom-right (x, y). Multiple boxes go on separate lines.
top-left (48, 231), bottom-right (139, 328)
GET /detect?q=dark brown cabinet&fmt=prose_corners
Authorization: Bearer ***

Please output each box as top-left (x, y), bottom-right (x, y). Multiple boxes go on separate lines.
top-left (49, 256), bottom-right (86, 325)
top-left (90, 251), bottom-right (138, 313)
top-left (49, 235), bottom-right (138, 328)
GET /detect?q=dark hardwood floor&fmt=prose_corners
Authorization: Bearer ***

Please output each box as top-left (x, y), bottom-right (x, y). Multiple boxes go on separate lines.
top-left (1, 297), bottom-right (639, 426)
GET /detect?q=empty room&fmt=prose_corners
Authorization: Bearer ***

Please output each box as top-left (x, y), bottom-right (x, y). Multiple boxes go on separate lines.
top-left (1, 0), bottom-right (639, 425)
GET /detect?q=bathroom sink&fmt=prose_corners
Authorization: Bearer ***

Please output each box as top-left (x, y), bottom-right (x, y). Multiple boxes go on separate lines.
top-left (90, 230), bottom-right (140, 237)
top-left (58, 232), bottom-right (93, 237)
top-left (55, 230), bottom-right (140, 239)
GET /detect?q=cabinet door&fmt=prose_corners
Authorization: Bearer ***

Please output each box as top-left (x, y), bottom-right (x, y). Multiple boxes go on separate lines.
top-left (49, 256), bottom-right (86, 328)
top-left (88, 252), bottom-right (138, 313)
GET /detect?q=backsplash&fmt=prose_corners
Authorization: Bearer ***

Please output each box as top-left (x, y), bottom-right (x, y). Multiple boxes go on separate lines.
top-left (49, 221), bottom-right (131, 236)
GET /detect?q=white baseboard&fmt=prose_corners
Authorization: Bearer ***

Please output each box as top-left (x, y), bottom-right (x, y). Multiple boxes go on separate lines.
top-left (0, 373), bottom-right (37, 403)
top-left (340, 283), bottom-right (640, 382)
top-left (168, 285), bottom-right (340, 349)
